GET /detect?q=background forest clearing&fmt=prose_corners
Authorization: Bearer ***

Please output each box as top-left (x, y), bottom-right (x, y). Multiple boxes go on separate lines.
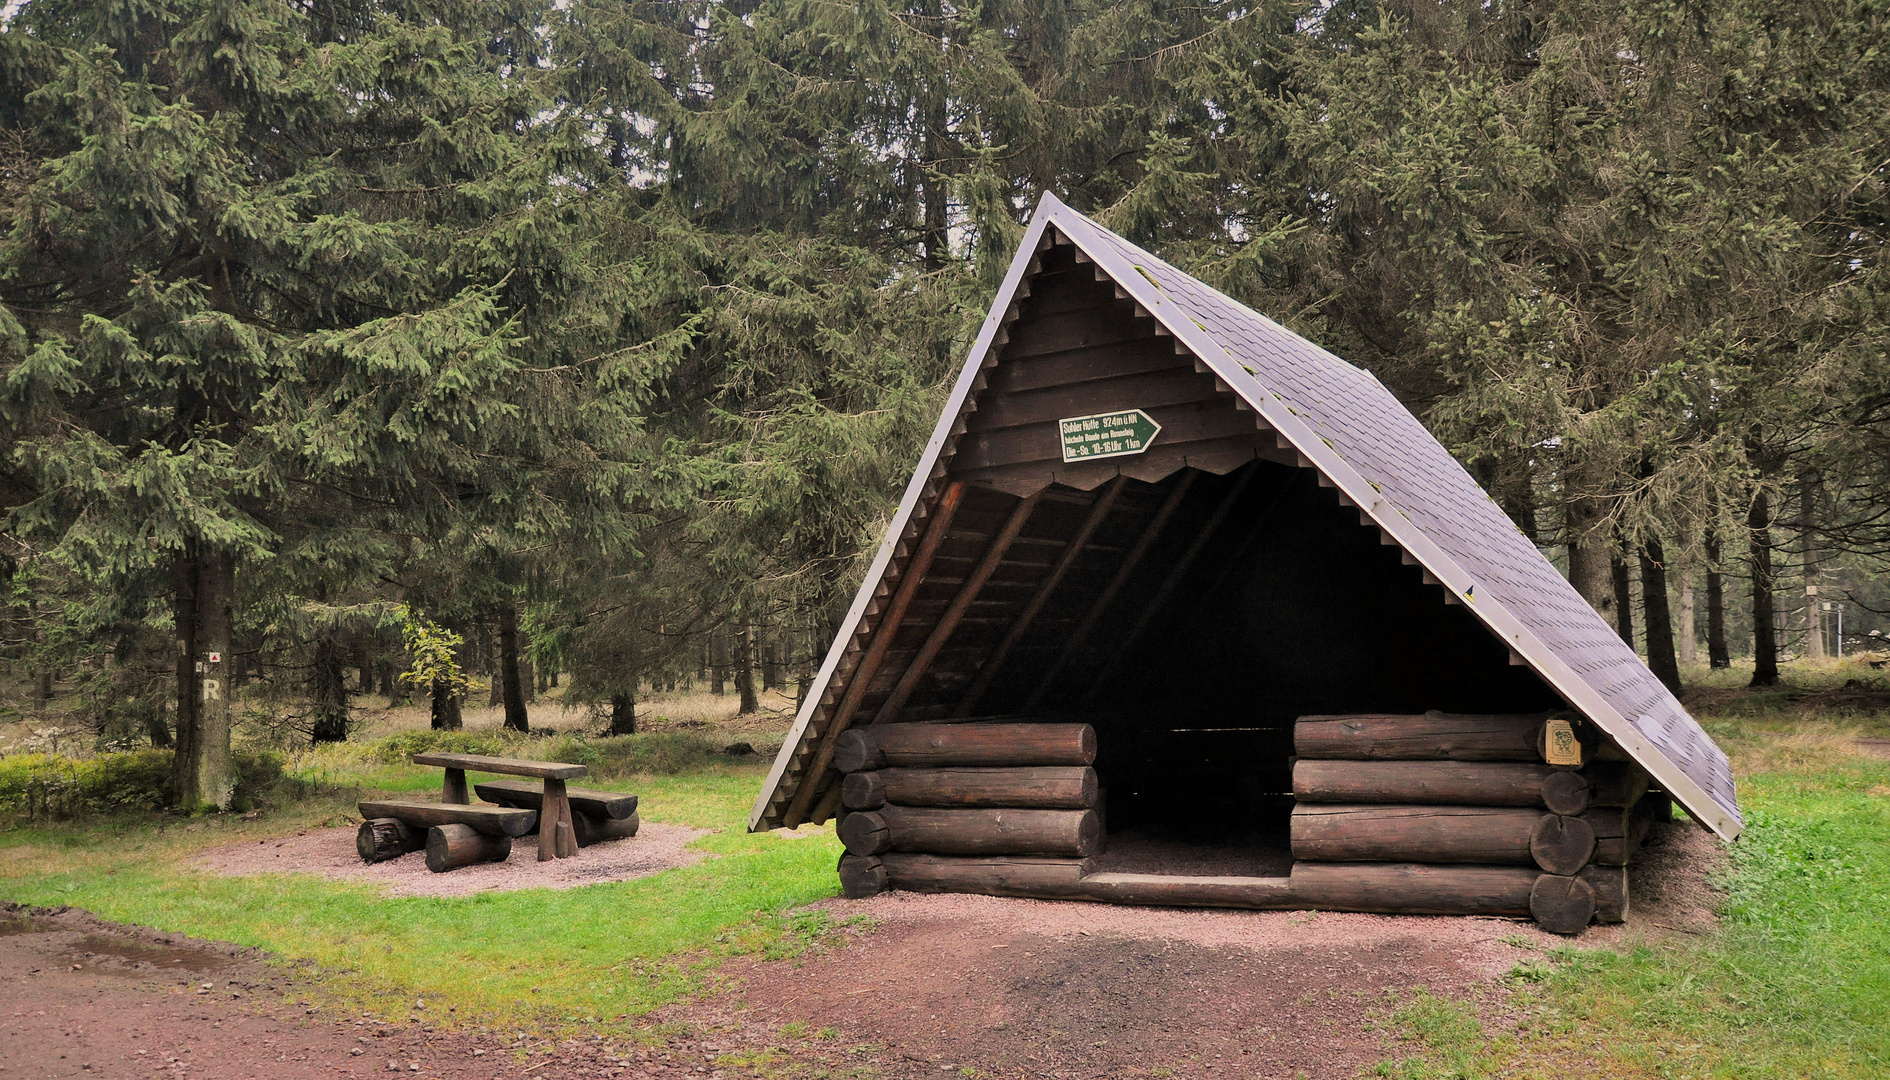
top-left (1, 663), bottom-right (1888, 1077)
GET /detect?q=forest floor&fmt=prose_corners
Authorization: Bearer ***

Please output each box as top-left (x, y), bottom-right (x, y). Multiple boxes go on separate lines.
top-left (2, 663), bottom-right (1889, 1079)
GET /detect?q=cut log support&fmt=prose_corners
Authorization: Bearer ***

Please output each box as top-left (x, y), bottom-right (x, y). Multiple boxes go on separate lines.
top-left (424, 823), bottom-right (512, 873)
top-left (572, 811), bottom-right (640, 847)
top-left (356, 818), bottom-right (424, 863)
top-left (1290, 804), bottom-right (1594, 874)
top-left (834, 723), bottom-right (1096, 773)
top-left (1583, 802), bottom-right (1655, 865)
top-left (475, 779), bottom-right (639, 819)
top-left (842, 766), bottom-right (1099, 811)
top-left (356, 799), bottom-right (537, 837)
top-left (1292, 760), bottom-right (1591, 814)
top-left (839, 805), bottom-right (1103, 858)
top-left (838, 854), bottom-right (890, 898)
top-left (1295, 712), bottom-right (1562, 761)
top-left (880, 853), bottom-right (1092, 897)
top-left (1289, 861), bottom-right (1538, 916)
top-left (1579, 864), bottom-right (1629, 923)
top-left (1584, 763), bottom-right (1650, 808)
top-left (1529, 874), bottom-right (1597, 934)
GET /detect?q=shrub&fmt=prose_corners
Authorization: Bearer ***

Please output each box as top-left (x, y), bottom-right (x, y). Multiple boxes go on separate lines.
top-left (0, 748), bottom-right (287, 819)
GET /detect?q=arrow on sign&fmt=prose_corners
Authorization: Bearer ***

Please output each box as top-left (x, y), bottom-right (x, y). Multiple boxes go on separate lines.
top-left (1058, 409), bottom-right (1163, 463)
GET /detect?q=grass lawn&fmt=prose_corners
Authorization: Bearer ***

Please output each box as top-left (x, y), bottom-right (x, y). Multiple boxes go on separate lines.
top-left (4, 666), bottom-right (1890, 1075)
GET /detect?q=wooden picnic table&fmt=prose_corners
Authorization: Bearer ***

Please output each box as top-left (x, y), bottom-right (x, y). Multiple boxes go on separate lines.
top-left (412, 752), bottom-right (588, 861)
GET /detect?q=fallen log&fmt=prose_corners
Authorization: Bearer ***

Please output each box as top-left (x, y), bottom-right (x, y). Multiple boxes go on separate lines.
top-left (842, 766), bottom-right (1099, 811)
top-left (571, 810), bottom-right (639, 847)
top-left (1292, 760), bottom-right (1591, 814)
top-left (880, 853), bottom-right (1092, 897)
top-left (1289, 861), bottom-right (1538, 916)
top-left (1294, 712), bottom-right (1565, 762)
top-left (1578, 864), bottom-right (1628, 923)
top-left (1291, 804), bottom-right (1594, 874)
top-left (834, 723), bottom-right (1096, 773)
top-left (356, 818), bottom-right (424, 863)
top-left (1528, 874), bottom-right (1597, 934)
top-left (838, 805), bottom-right (1103, 858)
top-left (425, 823), bottom-right (512, 873)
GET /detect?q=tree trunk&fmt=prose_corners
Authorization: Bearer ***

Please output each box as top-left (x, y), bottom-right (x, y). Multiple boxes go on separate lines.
top-left (536, 664), bottom-right (548, 694)
top-left (1800, 471), bottom-right (1823, 660)
top-left (1705, 526), bottom-right (1730, 668)
top-left (608, 691), bottom-right (637, 736)
top-left (1610, 551), bottom-right (1636, 648)
top-left (310, 635), bottom-right (350, 744)
top-left (356, 642), bottom-right (374, 694)
top-left (33, 670), bottom-right (52, 705)
top-left (487, 624), bottom-right (503, 706)
top-left (521, 656), bottom-right (536, 704)
top-left (734, 620), bottom-right (758, 714)
top-left (1678, 568), bottom-right (1698, 666)
top-left (1749, 490), bottom-right (1780, 686)
top-left (1639, 541), bottom-right (1681, 694)
top-left (378, 660), bottom-right (396, 699)
top-left (761, 634), bottom-right (779, 692)
top-left (498, 602), bottom-right (530, 732)
top-left (1565, 497), bottom-right (1616, 625)
top-left (172, 545), bottom-right (235, 811)
top-left (430, 677), bottom-right (463, 730)
top-left (710, 631), bottom-right (726, 696)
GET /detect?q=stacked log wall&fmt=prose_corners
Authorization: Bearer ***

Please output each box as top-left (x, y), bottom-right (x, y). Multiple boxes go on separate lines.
top-left (1291, 711), bottom-right (1650, 933)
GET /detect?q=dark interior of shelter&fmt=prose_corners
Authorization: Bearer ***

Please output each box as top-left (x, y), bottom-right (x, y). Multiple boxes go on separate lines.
top-left (880, 463), bottom-right (1563, 879)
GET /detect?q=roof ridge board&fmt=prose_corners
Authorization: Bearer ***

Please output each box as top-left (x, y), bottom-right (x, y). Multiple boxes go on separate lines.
top-left (1042, 200), bottom-right (1742, 840)
top-left (747, 201), bottom-right (1062, 832)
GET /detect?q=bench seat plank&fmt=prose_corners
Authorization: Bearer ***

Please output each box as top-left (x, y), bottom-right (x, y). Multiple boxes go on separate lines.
top-left (357, 799), bottom-right (538, 838)
top-left (411, 752), bottom-right (588, 779)
top-left (476, 779), bottom-right (638, 820)
top-left (475, 780), bottom-right (639, 821)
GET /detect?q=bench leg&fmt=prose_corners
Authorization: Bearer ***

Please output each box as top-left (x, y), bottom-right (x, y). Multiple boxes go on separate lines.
top-left (556, 789), bottom-right (578, 858)
top-left (538, 779), bottom-right (562, 861)
top-left (443, 769), bottom-right (468, 805)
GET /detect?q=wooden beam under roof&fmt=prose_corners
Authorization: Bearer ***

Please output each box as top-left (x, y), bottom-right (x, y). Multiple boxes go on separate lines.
top-left (869, 490), bottom-right (1043, 726)
top-left (1023, 472), bottom-right (1198, 713)
top-left (783, 482), bottom-right (967, 827)
top-left (953, 476), bottom-right (1128, 718)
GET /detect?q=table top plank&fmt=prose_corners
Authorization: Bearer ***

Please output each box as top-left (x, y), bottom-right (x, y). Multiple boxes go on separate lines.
top-left (411, 752), bottom-right (588, 779)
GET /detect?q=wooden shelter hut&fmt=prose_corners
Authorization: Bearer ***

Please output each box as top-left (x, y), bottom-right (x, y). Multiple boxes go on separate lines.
top-left (750, 194), bottom-right (1740, 934)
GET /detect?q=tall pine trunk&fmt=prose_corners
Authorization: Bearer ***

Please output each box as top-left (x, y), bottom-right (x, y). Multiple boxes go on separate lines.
top-left (1678, 569), bottom-right (1698, 665)
top-left (1800, 472), bottom-right (1823, 659)
top-left (1749, 491), bottom-right (1780, 686)
top-left (609, 691), bottom-right (636, 735)
top-left (734, 620), bottom-right (758, 714)
top-left (710, 632), bottom-right (726, 696)
top-left (1610, 552), bottom-right (1636, 647)
top-left (1565, 496), bottom-right (1617, 625)
top-left (430, 677), bottom-right (462, 730)
top-left (498, 602), bottom-right (530, 732)
top-left (310, 636), bottom-right (350, 743)
top-left (172, 545), bottom-right (235, 811)
top-left (1640, 541), bottom-right (1681, 693)
top-left (1705, 526), bottom-right (1730, 668)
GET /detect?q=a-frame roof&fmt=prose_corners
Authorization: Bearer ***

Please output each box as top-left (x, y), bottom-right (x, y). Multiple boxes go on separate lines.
top-left (752, 193), bottom-right (1740, 840)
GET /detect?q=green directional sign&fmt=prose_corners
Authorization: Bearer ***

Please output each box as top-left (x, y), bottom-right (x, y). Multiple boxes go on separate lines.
top-left (1058, 408), bottom-right (1163, 463)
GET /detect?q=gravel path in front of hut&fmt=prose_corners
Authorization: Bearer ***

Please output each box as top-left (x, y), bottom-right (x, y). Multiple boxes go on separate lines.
top-left (681, 818), bottom-right (1725, 1080)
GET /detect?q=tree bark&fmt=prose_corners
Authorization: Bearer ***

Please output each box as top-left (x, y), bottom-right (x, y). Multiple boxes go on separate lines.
top-left (1610, 551), bottom-right (1636, 647)
top-left (1800, 471), bottom-right (1823, 660)
top-left (710, 631), bottom-right (726, 696)
top-left (1640, 540), bottom-right (1682, 694)
top-left (1565, 497), bottom-right (1617, 625)
top-left (761, 634), bottom-right (779, 692)
top-left (498, 602), bottom-right (530, 732)
top-left (608, 691), bottom-right (637, 736)
top-left (430, 677), bottom-right (462, 730)
top-left (1749, 490), bottom-right (1780, 686)
top-left (310, 635), bottom-right (350, 744)
top-left (172, 545), bottom-right (235, 811)
top-left (1678, 568), bottom-right (1698, 665)
top-left (1705, 526), bottom-right (1730, 668)
top-left (734, 620), bottom-right (758, 714)
top-left (147, 704), bottom-right (173, 749)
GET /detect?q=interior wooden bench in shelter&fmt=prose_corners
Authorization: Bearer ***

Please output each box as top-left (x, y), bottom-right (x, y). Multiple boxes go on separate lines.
top-left (750, 193), bottom-right (1741, 935)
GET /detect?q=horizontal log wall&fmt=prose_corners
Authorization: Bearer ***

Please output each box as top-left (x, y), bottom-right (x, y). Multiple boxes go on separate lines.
top-left (842, 766), bottom-right (1099, 811)
top-left (1295, 712), bottom-right (1562, 761)
top-left (1293, 760), bottom-right (1592, 814)
top-left (840, 805), bottom-right (1103, 858)
top-left (1289, 804), bottom-right (1595, 875)
top-left (835, 722), bottom-right (1096, 772)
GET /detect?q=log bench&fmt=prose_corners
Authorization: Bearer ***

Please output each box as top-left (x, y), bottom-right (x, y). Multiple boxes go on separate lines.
top-left (355, 752), bottom-right (590, 872)
top-left (474, 780), bottom-right (641, 848)
top-left (411, 752), bottom-right (588, 862)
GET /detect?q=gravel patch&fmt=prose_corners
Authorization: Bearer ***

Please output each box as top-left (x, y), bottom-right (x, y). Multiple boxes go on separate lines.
top-left (194, 822), bottom-right (713, 898)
